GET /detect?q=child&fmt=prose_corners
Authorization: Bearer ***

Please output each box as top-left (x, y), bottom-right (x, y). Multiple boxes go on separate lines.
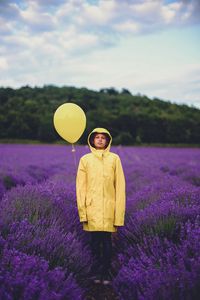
top-left (76, 128), bottom-right (126, 285)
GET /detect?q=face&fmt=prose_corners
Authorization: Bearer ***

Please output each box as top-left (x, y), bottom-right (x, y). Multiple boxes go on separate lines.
top-left (93, 133), bottom-right (107, 149)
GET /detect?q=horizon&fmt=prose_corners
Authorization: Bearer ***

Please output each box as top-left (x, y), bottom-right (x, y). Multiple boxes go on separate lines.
top-left (1, 83), bottom-right (200, 111)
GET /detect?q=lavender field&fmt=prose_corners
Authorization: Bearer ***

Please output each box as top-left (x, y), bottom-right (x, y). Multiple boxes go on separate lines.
top-left (0, 144), bottom-right (200, 300)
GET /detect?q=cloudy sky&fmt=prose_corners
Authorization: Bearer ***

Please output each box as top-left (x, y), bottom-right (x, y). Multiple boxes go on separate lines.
top-left (0, 0), bottom-right (200, 107)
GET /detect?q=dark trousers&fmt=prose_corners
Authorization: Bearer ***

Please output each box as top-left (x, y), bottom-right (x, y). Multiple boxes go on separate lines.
top-left (90, 231), bottom-right (112, 276)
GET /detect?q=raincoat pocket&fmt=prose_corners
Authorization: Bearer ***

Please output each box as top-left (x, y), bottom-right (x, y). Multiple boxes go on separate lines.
top-left (86, 197), bottom-right (92, 207)
top-left (86, 199), bottom-right (94, 220)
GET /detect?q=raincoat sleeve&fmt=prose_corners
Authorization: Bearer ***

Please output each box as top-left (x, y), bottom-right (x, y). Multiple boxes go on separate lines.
top-left (114, 156), bottom-right (126, 226)
top-left (76, 157), bottom-right (87, 222)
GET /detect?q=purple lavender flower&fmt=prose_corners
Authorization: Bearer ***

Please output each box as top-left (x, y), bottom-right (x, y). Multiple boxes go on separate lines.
top-left (0, 144), bottom-right (200, 299)
top-left (0, 246), bottom-right (83, 300)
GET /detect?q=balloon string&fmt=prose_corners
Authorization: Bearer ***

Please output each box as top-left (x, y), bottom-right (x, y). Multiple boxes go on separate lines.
top-left (71, 143), bottom-right (77, 169)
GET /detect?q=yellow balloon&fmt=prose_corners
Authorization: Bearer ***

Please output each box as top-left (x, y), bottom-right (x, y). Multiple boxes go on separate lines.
top-left (53, 103), bottom-right (86, 143)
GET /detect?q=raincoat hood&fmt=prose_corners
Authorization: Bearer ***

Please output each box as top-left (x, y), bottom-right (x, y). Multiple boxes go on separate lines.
top-left (87, 128), bottom-right (112, 158)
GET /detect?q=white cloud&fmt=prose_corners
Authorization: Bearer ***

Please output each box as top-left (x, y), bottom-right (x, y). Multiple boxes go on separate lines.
top-left (132, 1), bottom-right (160, 15)
top-left (80, 0), bottom-right (115, 25)
top-left (1, 1), bottom-right (199, 39)
top-left (161, 2), bottom-right (182, 24)
top-left (113, 21), bottom-right (140, 34)
top-left (0, 2), bottom-right (20, 19)
top-left (0, 58), bottom-right (8, 71)
top-left (0, 17), bottom-right (13, 35)
top-left (19, 1), bottom-right (56, 32)
top-left (56, 1), bottom-right (77, 19)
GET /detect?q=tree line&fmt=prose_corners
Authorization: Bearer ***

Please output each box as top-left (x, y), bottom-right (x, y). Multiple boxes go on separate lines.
top-left (0, 85), bottom-right (200, 145)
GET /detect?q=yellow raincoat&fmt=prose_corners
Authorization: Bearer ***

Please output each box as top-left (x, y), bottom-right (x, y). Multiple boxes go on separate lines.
top-left (76, 128), bottom-right (126, 232)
